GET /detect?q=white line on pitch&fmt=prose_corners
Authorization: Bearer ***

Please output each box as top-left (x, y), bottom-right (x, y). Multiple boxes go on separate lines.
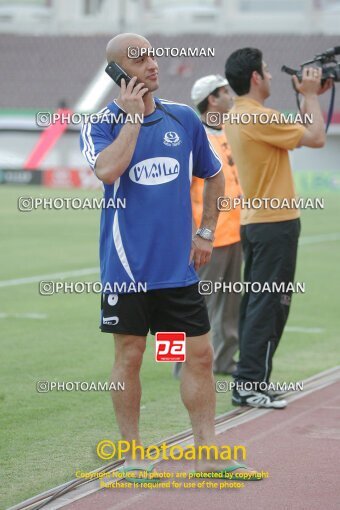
top-left (285, 326), bottom-right (324, 334)
top-left (0, 312), bottom-right (47, 319)
top-left (299, 232), bottom-right (340, 245)
top-left (0, 267), bottom-right (99, 288)
top-left (0, 232), bottom-right (339, 290)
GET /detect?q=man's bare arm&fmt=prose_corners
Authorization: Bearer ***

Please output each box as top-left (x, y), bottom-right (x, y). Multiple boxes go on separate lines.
top-left (95, 122), bottom-right (142, 184)
top-left (191, 170), bottom-right (225, 270)
top-left (300, 77), bottom-right (333, 116)
top-left (292, 68), bottom-right (326, 148)
top-left (95, 76), bottom-right (148, 184)
top-left (201, 170), bottom-right (225, 231)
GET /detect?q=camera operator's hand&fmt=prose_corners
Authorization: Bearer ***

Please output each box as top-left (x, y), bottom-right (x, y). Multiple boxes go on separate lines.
top-left (118, 76), bottom-right (148, 116)
top-left (317, 78), bottom-right (333, 95)
top-left (293, 67), bottom-right (322, 96)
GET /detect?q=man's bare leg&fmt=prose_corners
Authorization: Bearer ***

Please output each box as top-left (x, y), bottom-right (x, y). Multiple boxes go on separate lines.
top-left (110, 333), bottom-right (146, 466)
top-left (180, 333), bottom-right (256, 473)
top-left (180, 334), bottom-right (216, 446)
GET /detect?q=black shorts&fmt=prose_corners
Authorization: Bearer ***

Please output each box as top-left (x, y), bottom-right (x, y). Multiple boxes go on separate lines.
top-left (100, 283), bottom-right (210, 337)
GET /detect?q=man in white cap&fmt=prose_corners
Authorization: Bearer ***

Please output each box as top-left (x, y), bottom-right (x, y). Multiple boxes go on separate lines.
top-left (174, 75), bottom-right (242, 378)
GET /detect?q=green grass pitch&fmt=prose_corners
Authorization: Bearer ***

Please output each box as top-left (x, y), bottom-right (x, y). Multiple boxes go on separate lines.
top-left (0, 186), bottom-right (339, 508)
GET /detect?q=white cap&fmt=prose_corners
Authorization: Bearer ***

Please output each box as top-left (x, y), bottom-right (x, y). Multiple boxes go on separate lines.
top-left (191, 74), bottom-right (228, 106)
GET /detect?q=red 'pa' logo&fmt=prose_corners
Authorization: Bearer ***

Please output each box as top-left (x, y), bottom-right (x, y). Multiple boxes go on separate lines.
top-left (155, 332), bottom-right (186, 362)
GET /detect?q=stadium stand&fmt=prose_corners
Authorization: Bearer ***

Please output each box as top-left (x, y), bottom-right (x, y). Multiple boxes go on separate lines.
top-left (1, 33), bottom-right (340, 114)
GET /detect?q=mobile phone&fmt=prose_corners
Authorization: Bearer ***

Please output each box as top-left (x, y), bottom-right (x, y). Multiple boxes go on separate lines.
top-left (105, 61), bottom-right (132, 87)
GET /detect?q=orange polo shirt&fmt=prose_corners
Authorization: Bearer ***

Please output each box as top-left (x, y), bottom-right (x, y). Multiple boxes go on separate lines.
top-left (191, 124), bottom-right (242, 248)
top-left (224, 97), bottom-right (306, 225)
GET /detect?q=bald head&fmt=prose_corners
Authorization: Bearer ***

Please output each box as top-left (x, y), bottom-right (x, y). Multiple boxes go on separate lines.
top-left (105, 33), bottom-right (159, 93)
top-left (106, 33), bottom-right (150, 64)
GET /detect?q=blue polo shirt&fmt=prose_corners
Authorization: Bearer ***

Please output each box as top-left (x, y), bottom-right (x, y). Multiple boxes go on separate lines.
top-left (80, 98), bottom-right (221, 292)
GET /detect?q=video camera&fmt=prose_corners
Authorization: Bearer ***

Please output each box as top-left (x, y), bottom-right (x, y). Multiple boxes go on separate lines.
top-left (281, 46), bottom-right (340, 85)
top-left (281, 46), bottom-right (340, 130)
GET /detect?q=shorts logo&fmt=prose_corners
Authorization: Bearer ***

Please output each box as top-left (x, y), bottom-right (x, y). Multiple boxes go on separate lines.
top-left (108, 294), bottom-right (118, 306)
top-left (103, 294), bottom-right (119, 325)
top-left (129, 157), bottom-right (180, 185)
top-left (163, 131), bottom-right (181, 147)
top-left (102, 316), bottom-right (119, 325)
top-left (155, 332), bottom-right (186, 362)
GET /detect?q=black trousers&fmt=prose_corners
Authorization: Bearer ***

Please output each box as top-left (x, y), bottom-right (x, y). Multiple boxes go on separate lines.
top-left (236, 218), bottom-right (301, 385)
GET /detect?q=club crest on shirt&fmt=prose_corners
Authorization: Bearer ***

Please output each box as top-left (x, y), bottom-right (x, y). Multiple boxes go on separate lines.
top-left (163, 131), bottom-right (181, 147)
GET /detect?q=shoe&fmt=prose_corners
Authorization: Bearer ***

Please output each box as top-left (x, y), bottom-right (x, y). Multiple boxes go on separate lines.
top-left (232, 388), bottom-right (287, 409)
top-left (267, 389), bottom-right (287, 400)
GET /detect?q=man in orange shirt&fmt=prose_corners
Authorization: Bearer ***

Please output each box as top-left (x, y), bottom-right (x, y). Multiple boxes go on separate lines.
top-left (224, 47), bottom-right (330, 408)
top-left (174, 75), bottom-right (242, 377)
